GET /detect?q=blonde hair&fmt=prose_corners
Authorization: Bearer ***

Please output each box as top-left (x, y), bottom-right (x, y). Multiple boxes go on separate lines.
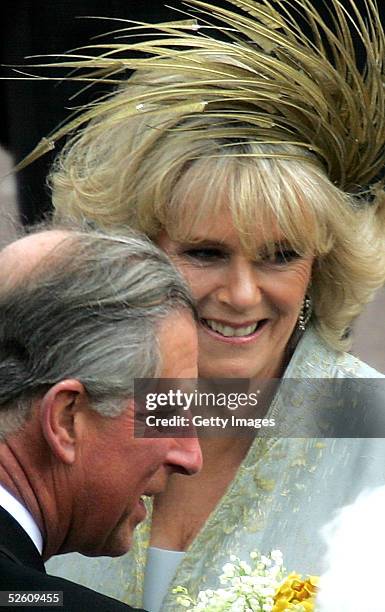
top-left (50, 81), bottom-right (385, 351)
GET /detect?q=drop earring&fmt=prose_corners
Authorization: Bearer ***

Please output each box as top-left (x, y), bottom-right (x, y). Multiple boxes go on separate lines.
top-left (298, 295), bottom-right (312, 332)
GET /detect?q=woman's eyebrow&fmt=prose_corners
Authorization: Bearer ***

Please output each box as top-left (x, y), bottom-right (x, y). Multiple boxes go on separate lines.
top-left (243, 239), bottom-right (285, 252)
top-left (180, 238), bottom-right (230, 248)
top-left (180, 237), bottom-right (292, 252)
top-left (260, 240), bottom-right (291, 250)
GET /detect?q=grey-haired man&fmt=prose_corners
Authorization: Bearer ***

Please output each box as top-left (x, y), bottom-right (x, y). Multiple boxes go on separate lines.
top-left (0, 228), bottom-right (202, 610)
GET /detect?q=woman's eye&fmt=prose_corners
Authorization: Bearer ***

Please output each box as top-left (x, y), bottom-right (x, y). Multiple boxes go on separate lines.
top-left (183, 248), bottom-right (226, 262)
top-left (261, 249), bottom-right (301, 265)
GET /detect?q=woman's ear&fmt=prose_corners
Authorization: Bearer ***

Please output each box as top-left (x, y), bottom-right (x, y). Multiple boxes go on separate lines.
top-left (39, 380), bottom-right (88, 464)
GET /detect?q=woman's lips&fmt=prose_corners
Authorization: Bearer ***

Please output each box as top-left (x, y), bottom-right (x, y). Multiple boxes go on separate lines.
top-left (200, 318), bottom-right (268, 344)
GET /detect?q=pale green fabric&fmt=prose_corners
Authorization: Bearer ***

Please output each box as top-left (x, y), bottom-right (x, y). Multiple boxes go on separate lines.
top-left (47, 327), bottom-right (385, 609)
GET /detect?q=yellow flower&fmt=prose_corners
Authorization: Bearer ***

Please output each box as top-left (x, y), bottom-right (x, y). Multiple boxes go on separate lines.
top-left (273, 574), bottom-right (319, 611)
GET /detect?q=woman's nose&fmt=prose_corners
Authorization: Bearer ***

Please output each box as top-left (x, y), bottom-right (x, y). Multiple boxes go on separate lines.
top-left (216, 258), bottom-right (262, 311)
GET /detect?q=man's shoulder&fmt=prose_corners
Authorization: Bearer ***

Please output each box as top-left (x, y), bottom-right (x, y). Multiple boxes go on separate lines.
top-left (0, 555), bottom-right (144, 612)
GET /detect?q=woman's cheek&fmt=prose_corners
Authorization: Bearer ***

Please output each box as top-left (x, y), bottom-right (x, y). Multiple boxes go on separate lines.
top-left (173, 261), bottom-right (217, 300)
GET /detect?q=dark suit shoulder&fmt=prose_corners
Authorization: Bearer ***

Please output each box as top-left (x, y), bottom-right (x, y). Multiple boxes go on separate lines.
top-left (0, 557), bottom-right (145, 611)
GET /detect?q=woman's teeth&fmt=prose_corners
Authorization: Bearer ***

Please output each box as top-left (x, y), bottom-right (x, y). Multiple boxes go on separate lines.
top-left (203, 319), bottom-right (259, 337)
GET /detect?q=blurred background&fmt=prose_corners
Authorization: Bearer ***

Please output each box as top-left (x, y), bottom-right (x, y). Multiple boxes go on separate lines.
top-left (1, 0), bottom-right (384, 371)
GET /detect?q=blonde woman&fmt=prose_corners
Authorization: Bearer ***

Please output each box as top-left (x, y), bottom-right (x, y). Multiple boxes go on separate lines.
top-left (23, 0), bottom-right (385, 609)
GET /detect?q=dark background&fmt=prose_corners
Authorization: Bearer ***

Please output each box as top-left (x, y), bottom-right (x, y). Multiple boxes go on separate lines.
top-left (1, 0), bottom-right (383, 224)
top-left (1, 1), bottom-right (184, 223)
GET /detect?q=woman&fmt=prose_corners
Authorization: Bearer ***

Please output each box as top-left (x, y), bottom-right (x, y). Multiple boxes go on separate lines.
top-left (35, 0), bottom-right (385, 609)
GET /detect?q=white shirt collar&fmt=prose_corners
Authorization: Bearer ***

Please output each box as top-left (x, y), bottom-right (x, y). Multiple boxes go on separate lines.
top-left (0, 483), bottom-right (43, 555)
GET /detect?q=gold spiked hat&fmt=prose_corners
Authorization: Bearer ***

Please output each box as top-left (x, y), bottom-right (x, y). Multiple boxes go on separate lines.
top-left (17, 0), bottom-right (385, 197)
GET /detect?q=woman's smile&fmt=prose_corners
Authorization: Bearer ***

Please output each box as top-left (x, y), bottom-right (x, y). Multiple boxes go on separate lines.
top-left (200, 317), bottom-right (269, 343)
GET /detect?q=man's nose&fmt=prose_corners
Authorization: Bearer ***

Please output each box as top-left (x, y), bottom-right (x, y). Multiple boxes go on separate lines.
top-left (166, 436), bottom-right (203, 476)
top-left (217, 258), bottom-right (262, 311)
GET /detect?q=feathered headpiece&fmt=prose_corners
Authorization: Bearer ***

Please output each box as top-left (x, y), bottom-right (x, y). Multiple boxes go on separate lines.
top-left (16, 0), bottom-right (385, 196)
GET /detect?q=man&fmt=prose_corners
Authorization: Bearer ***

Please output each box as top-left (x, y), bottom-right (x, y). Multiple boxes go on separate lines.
top-left (0, 227), bottom-right (202, 610)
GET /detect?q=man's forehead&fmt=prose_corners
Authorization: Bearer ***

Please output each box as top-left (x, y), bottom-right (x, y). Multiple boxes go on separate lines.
top-left (158, 310), bottom-right (198, 378)
top-left (0, 230), bottom-right (70, 282)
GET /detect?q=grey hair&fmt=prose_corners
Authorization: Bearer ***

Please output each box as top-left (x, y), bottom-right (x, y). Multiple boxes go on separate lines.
top-left (0, 226), bottom-right (196, 439)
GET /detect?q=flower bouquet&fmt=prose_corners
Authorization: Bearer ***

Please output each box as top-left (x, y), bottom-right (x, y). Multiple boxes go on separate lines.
top-left (173, 550), bottom-right (318, 611)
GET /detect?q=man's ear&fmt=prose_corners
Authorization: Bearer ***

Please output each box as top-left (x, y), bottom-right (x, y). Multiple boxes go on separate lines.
top-left (40, 380), bottom-right (88, 464)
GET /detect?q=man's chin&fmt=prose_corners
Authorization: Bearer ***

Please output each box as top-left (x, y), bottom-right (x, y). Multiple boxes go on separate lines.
top-left (99, 542), bottom-right (133, 558)
top-left (82, 525), bottom-right (134, 558)
top-left (84, 536), bottom-right (133, 558)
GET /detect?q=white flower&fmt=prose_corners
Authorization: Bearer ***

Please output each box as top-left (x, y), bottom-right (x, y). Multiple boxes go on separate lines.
top-left (270, 550), bottom-right (283, 565)
top-left (260, 586), bottom-right (276, 597)
top-left (222, 563), bottom-right (236, 576)
top-left (239, 560), bottom-right (252, 573)
top-left (174, 549), bottom-right (287, 611)
top-left (260, 555), bottom-right (272, 567)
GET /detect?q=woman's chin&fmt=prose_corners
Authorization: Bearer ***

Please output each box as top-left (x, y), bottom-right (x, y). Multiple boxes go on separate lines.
top-left (198, 360), bottom-right (265, 379)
